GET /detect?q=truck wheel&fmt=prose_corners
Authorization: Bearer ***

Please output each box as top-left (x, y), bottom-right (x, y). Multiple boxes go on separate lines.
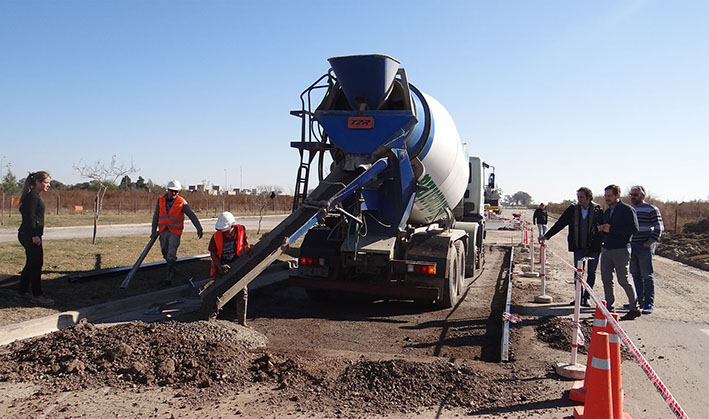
top-left (440, 246), bottom-right (461, 308)
top-left (465, 243), bottom-right (477, 278)
top-left (454, 241), bottom-right (465, 295)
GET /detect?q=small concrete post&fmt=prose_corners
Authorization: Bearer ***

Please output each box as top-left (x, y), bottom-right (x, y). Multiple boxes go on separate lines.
top-left (554, 259), bottom-right (586, 380)
top-left (533, 242), bottom-right (551, 302)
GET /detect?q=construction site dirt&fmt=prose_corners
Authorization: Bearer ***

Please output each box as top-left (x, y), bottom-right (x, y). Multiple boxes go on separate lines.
top-left (1, 216), bottom-right (708, 418)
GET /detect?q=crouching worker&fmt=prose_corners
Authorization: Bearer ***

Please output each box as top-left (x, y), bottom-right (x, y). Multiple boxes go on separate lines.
top-left (209, 211), bottom-right (250, 326)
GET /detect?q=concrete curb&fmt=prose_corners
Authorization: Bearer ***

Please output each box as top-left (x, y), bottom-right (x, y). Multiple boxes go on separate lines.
top-left (0, 261), bottom-right (293, 346)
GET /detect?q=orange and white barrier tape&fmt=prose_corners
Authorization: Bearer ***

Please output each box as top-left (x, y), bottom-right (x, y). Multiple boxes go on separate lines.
top-left (544, 245), bottom-right (689, 419)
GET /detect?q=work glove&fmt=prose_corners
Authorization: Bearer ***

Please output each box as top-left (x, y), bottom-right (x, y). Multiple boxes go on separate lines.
top-left (218, 264), bottom-right (231, 275)
top-left (197, 229), bottom-right (203, 239)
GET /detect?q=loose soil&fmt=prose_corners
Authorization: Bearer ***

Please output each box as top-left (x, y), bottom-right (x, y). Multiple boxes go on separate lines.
top-left (0, 245), bottom-right (579, 418)
top-left (2, 218), bottom-right (706, 418)
top-left (656, 219), bottom-right (709, 271)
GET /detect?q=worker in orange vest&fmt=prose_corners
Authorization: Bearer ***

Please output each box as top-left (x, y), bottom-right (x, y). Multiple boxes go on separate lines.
top-left (151, 180), bottom-right (203, 286)
top-left (209, 211), bottom-right (250, 326)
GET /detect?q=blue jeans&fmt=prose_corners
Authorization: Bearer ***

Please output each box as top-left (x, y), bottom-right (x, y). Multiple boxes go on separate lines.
top-left (537, 224), bottom-right (547, 237)
top-left (630, 243), bottom-right (655, 307)
top-left (574, 249), bottom-right (600, 302)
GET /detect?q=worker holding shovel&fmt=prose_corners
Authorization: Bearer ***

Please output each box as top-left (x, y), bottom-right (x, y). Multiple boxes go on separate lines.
top-left (209, 211), bottom-right (250, 326)
top-left (151, 180), bottom-right (203, 286)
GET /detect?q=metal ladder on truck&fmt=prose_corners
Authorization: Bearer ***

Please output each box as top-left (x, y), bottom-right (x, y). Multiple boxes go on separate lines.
top-left (199, 158), bottom-right (390, 317)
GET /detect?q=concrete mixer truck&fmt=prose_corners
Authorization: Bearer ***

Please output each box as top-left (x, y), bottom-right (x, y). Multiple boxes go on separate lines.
top-left (199, 54), bottom-right (490, 315)
top-left (287, 54), bottom-right (489, 308)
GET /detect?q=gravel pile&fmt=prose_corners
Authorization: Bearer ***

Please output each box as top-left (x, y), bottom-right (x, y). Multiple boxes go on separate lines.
top-left (0, 319), bottom-right (253, 391)
top-left (162, 319), bottom-right (268, 350)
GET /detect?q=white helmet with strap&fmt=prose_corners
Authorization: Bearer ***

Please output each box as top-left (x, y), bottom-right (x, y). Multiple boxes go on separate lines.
top-left (215, 211), bottom-right (237, 231)
top-left (167, 180), bottom-right (182, 191)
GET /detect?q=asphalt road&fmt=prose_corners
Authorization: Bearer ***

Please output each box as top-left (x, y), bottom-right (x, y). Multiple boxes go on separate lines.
top-left (0, 215), bottom-right (289, 242)
top-left (513, 208), bottom-right (709, 418)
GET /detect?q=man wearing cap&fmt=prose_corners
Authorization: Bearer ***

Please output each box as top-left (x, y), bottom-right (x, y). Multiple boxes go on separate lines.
top-left (629, 185), bottom-right (664, 315)
top-left (151, 180), bottom-right (203, 286)
top-left (209, 211), bottom-right (250, 326)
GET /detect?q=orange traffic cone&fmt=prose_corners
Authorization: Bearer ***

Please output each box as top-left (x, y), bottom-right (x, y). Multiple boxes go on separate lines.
top-left (569, 301), bottom-right (607, 403)
top-left (606, 313), bottom-right (632, 419)
top-left (573, 331), bottom-right (613, 418)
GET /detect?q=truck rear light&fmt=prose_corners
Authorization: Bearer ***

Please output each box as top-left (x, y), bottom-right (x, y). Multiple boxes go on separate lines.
top-left (300, 257), bottom-right (325, 266)
top-left (409, 264), bottom-right (436, 275)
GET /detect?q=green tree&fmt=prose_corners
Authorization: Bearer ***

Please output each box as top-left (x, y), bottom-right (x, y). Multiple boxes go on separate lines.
top-left (135, 176), bottom-right (147, 191)
top-left (50, 179), bottom-right (66, 190)
top-left (1, 169), bottom-right (19, 195)
top-left (512, 191), bottom-right (533, 206)
top-left (119, 175), bottom-right (133, 190)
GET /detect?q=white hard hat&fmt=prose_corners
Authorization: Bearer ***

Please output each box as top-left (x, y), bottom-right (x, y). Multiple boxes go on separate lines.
top-left (215, 211), bottom-right (236, 231)
top-left (167, 180), bottom-right (182, 191)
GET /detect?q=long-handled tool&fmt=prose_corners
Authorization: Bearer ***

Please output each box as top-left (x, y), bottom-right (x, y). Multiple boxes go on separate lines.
top-left (120, 235), bottom-right (158, 289)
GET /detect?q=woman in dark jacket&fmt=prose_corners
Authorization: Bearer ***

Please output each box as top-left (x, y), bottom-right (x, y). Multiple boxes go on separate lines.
top-left (17, 171), bottom-right (54, 306)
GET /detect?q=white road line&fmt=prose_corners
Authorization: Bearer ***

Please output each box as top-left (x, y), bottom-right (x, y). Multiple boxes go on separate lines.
top-left (701, 329), bottom-right (709, 337)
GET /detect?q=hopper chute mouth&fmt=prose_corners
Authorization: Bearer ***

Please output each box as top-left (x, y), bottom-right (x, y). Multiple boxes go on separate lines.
top-left (327, 54), bottom-right (400, 111)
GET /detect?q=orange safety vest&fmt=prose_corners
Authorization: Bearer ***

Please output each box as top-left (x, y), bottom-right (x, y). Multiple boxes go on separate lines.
top-left (210, 225), bottom-right (247, 276)
top-left (157, 195), bottom-right (186, 235)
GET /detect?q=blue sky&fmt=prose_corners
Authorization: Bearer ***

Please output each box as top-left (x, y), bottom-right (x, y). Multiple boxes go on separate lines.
top-left (1, 0), bottom-right (707, 203)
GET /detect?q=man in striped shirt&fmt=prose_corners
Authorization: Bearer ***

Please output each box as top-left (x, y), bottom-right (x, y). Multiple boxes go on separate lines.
top-left (629, 185), bottom-right (664, 314)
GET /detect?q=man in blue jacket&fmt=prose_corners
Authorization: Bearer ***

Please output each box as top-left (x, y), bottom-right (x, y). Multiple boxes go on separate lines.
top-left (599, 184), bottom-right (640, 319)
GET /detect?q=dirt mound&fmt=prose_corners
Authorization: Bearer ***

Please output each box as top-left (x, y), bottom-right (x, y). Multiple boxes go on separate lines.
top-left (683, 219), bottom-right (709, 234)
top-left (0, 319), bottom-right (253, 391)
top-left (250, 356), bottom-right (546, 416)
top-left (657, 225), bottom-right (709, 271)
top-left (536, 316), bottom-right (590, 353)
top-left (330, 359), bottom-right (486, 412)
top-left (535, 316), bottom-right (632, 360)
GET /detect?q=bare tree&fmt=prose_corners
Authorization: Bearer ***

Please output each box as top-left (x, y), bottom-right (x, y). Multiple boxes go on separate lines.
top-left (73, 156), bottom-right (137, 244)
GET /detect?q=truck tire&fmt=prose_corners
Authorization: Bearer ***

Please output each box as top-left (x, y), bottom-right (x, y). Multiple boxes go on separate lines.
top-left (454, 241), bottom-right (465, 295)
top-left (440, 245), bottom-right (462, 308)
top-left (465, 242), bottom-right (477, 278)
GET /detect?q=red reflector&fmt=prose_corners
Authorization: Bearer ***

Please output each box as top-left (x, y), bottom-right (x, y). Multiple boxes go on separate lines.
top-left (300, 257), bottom-right (315, 266)
top-left (411, 264), bottom-right (435, 275)
top-left (348, 116), bottom-right (374, 129)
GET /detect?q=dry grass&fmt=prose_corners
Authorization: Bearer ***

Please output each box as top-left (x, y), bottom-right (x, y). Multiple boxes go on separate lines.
top-left (0, 232), bottom-right (272, 282)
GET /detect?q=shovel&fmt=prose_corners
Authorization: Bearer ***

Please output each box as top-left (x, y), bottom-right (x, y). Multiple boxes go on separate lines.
top-left (120, 235), bottom-right (158, 289)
